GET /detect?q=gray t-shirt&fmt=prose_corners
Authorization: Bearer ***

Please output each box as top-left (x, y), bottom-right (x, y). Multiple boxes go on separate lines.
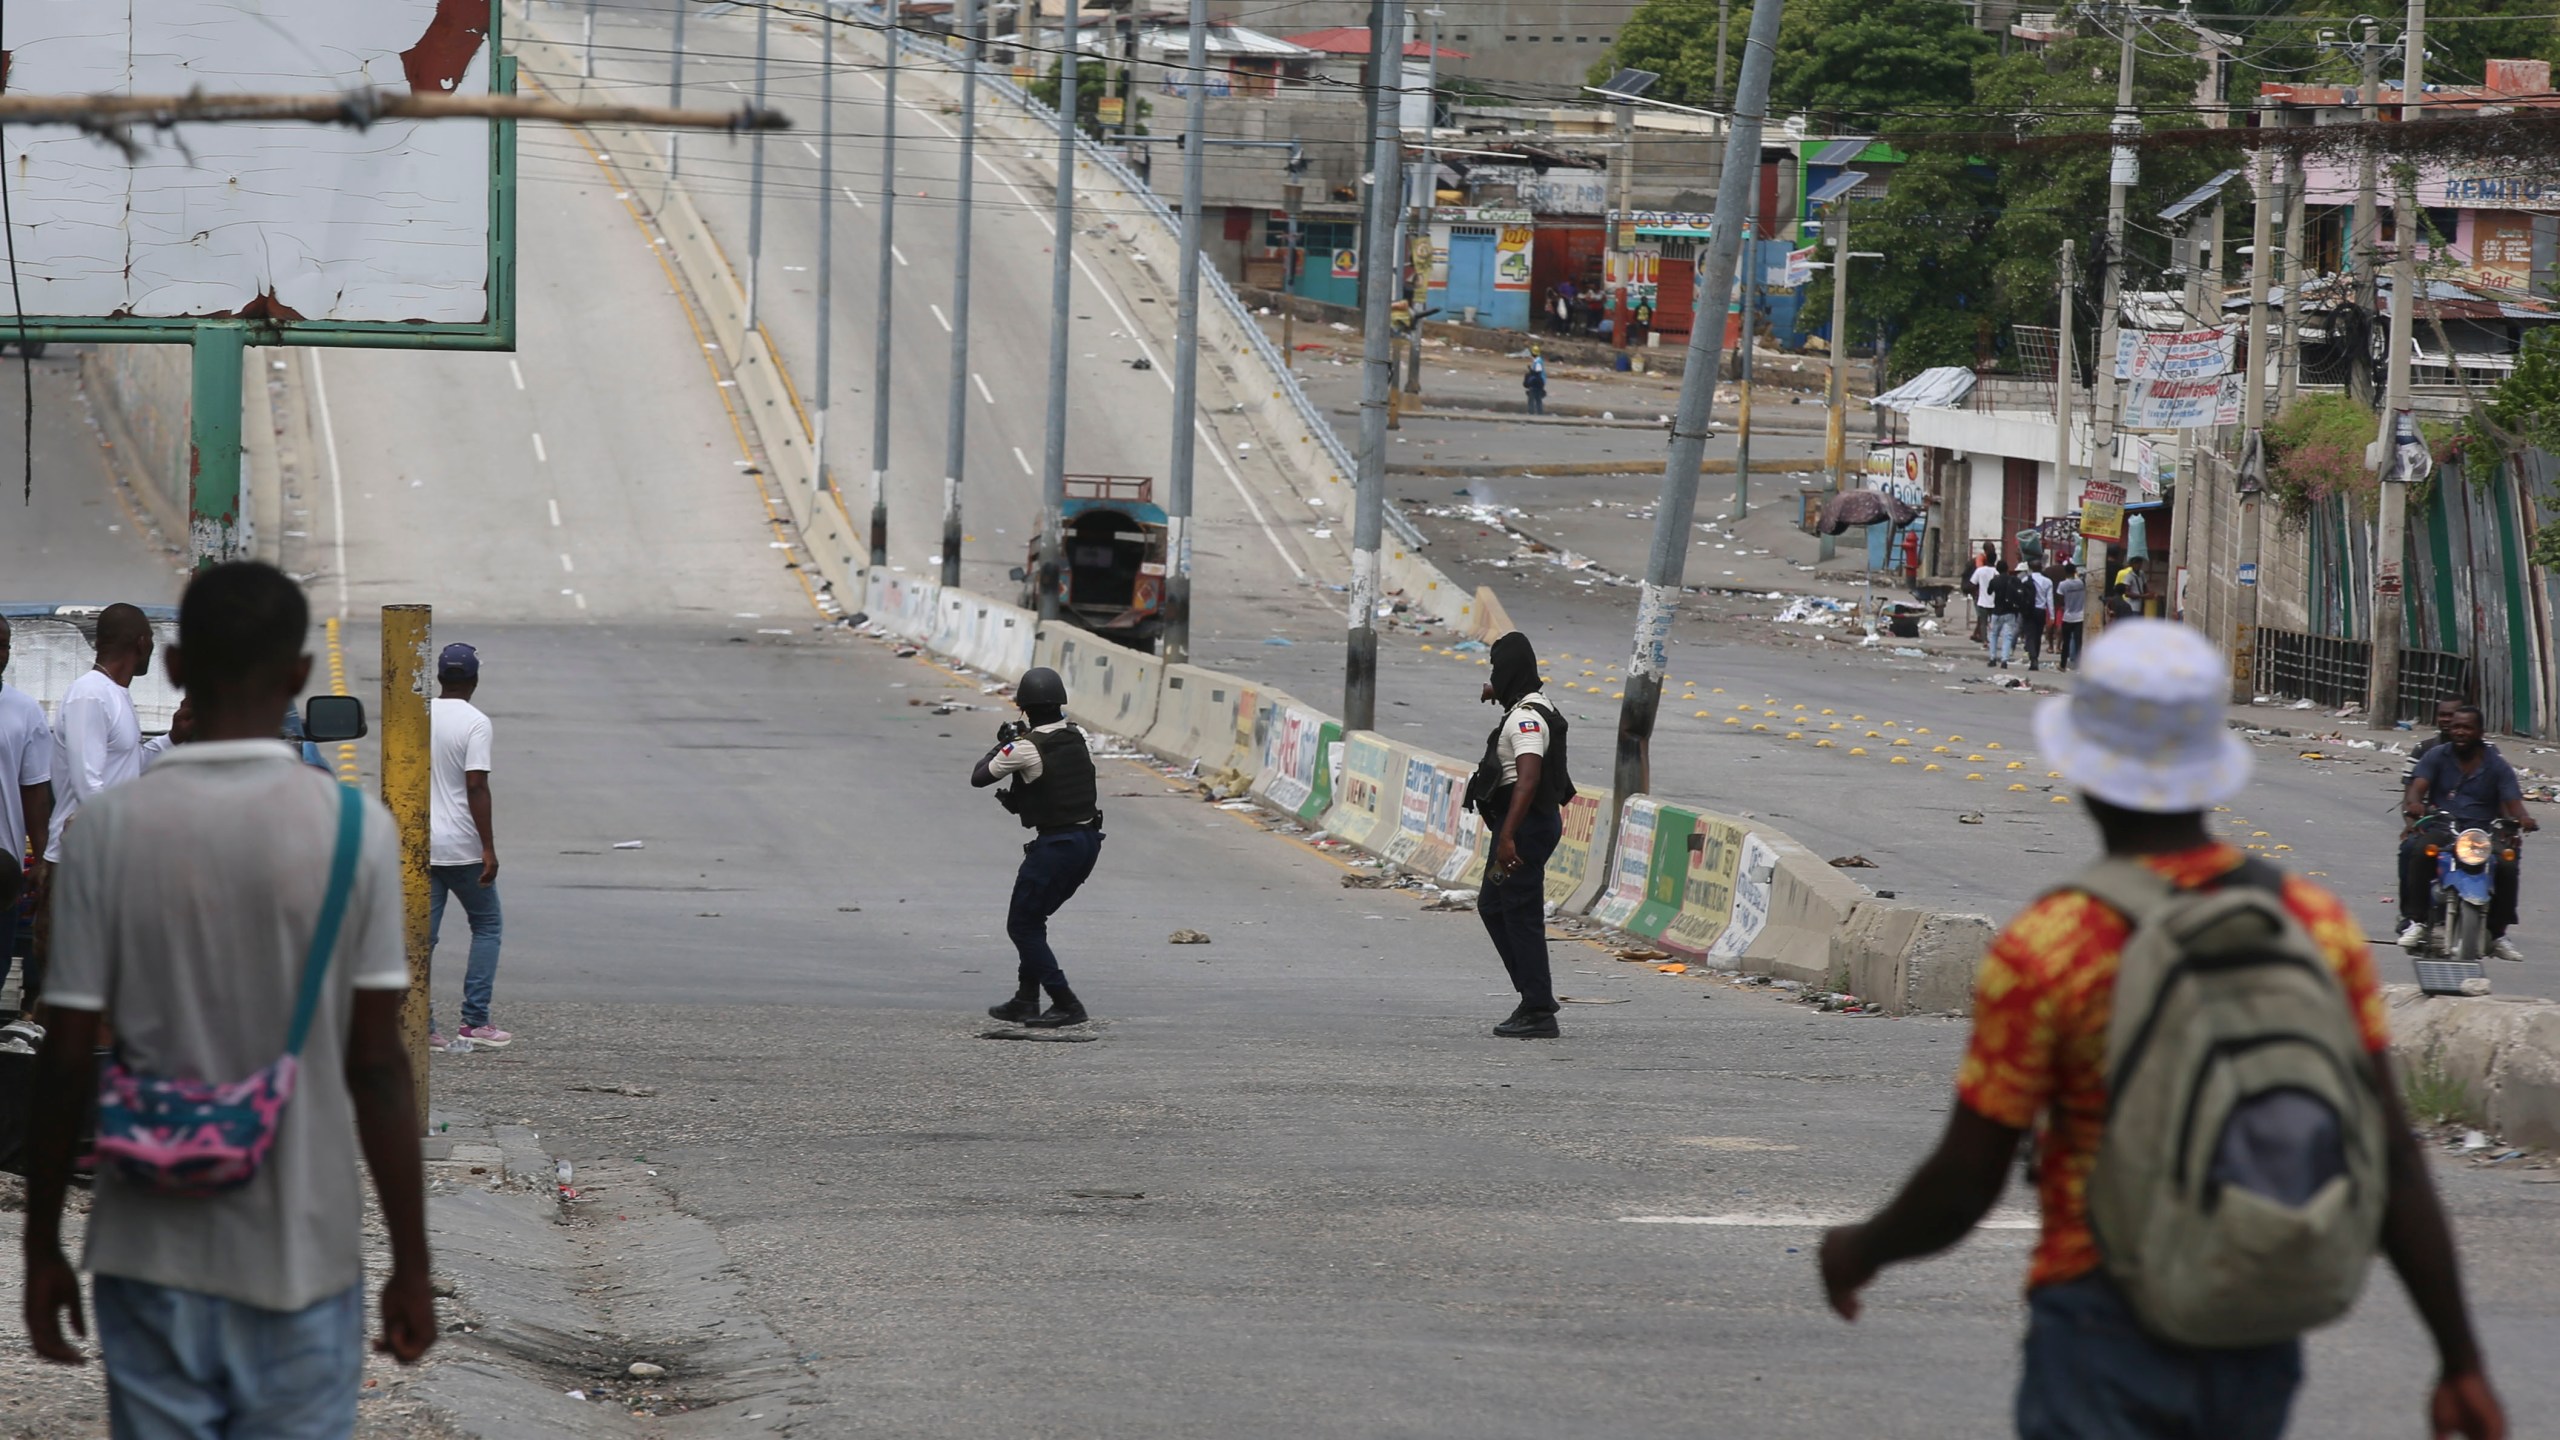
top-left (50, 739), bottom-right (410, 1312)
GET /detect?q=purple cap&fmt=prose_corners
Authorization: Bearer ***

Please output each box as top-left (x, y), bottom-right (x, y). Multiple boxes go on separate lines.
top-left (437, 642), bottom-right (479, 683)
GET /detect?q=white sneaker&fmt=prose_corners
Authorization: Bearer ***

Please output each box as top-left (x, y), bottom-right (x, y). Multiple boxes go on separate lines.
top-left (2492, 937), bottom-right (2525, 963)
top-left (2396, 921), bottom-right (2431, 949)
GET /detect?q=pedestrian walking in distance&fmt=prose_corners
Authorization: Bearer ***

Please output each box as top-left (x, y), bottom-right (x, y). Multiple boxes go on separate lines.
top-left (428, 643), bottom-right (509, 1051)
top-left (973, 666), bottom-right (1102, 1028)
top-left (24, 561), bottom-right (436, 1431)
top-left (1818, 621), bottom-right (2505, 1440)
top-left (1463, 633), bottom-right (1575, 1039)
top-left (2052, 561), bottom-right (2087, 672)
top-left (1522, 346), bottom-right (1549, 416)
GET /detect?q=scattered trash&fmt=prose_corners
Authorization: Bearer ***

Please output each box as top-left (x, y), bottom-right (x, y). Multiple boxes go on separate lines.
top-left (1615, 947), bottom-right (1671, 962)
top-left (1773, 595), bottom-right (1854, 627)
top-left (567, 1082), bottom-right (658, 1096)
top-left (2460, 1129), bottom-right (2491, 1152)
top-left (1421, 890), bottom-right (1478, 912)
top-left (613, 840), bottom-right (645, 850)
top-left (2458, 976), bottom-right (2495, 996)
top-left (1891, 647), bottom-right (1926, 658)
top-left (1827, 854), bottom-right (1878, 868)
top-left (1263, 636), bottom-right (1295, 646)
top-left (1168, 928), bottom-right (1211, 944)
top-left (1656, 962), bottom-right (1688, 974)
top-left (1956, 811), bottom-right (1985, 824)
top-left (565, 1389), bottom-right (587, 1401)
top-left (627, 1361), bottom-right (666, 1379)
top-left (1560, 996), bottom-right (1630, 1005)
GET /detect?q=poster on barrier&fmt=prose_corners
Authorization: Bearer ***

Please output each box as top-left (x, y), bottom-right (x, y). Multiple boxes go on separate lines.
top-left (1261, 707), bottom-right (1324, 815)
top-left (1386, 754), bottom-right (1461, 875)
top-left (1431, 760), bottom-right (1488, 885)
top-left (1303, 721), bottom-right (1343, 821)
top-left (1587, 798), bottom-right (1659, 929)
top-left (1325, 736), bottom-right (1397, 850)
top-left (1660, 816), bottom-right (1745, 955)
top-left (1708, 833), bottom-right (1780, 962)
top-left (1628, 807), bottom-right (1698, 938)
top-left (1545, 790), bottom-right (1608, 907)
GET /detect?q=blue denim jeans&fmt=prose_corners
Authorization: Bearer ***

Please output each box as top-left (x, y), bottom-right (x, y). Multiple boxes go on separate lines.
top-left (1988, 612), bottom-right (2021, 665)
top-left (1009, 827), bottom-right (1104, 994)
top-left (428, 863), bottom-right (503, 1029)
top-left (2016, 1274), bottom-right (2302, 1440)
top-left (94, 1275), bottom-right (364, 1440)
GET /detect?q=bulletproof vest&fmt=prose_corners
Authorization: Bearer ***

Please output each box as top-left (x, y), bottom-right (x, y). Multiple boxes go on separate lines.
top-left (1014, 725), bottom-right (1100, 830)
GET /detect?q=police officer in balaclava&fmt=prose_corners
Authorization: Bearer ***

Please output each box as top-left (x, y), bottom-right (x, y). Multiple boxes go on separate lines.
top-left (971, 667), bottom-right (1104, 1027)
top-left (1463, 632), bottom-right (1576, 1038)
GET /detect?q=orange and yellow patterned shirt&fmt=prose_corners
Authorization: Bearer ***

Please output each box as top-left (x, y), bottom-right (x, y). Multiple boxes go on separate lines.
top-left (1954, 843), bottom-right (2391, 1290)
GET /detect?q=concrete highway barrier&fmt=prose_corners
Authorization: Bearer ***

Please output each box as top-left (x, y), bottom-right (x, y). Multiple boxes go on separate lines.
top-left (2386, 987), bottom-right (2560, 1150)
top-left (1321, 733), bottom-right (1405, 856)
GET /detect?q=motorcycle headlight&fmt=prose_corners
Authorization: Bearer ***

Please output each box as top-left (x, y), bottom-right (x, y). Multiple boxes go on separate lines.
top-left (2455, 829), bottom-right (2493, 867)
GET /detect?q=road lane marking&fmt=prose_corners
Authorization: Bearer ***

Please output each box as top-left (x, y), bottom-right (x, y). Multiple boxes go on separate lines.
top-left (929, 302), bottom-right (950, 332)
top-left (508, 358), bottom-right (526, 391)
top-left (1070, 250), bottom-right (1169, 391)
top-left (559, 552), bottom-right (575, 573)
top-left (1198, 418), bottom-right (1304, 581)
top-left (548, 498), bottom-right (562, 528)
top-left (575, 592), bottom-right (588, 610)
top-left (972, 372), bottom-right (993, 404)
top-left (980, 157), bottom-right (1051, 236)
top-left (532, 432), bottom-right (548, 463)
top-left (891, 244), bottom-right (907, 266)
top-left (844, 185), bottom-right (864, 209)
top-left (306, 351), bottom-right (352, 620)
top-left (802, 140), bottom-right (821, 159)
top-left (1617, 1214), bottom-right (2039, 1229)
top-left (1013, 446), bottom-right (1033, 475)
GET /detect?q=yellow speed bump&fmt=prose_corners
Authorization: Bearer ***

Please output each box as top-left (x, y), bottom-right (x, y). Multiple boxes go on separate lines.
top-left (1848, 747), bottom-right (1868, 756)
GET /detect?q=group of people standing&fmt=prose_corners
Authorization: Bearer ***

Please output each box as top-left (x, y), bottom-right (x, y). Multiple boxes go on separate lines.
top-left (1968, 545), bottom-right (2150, 672)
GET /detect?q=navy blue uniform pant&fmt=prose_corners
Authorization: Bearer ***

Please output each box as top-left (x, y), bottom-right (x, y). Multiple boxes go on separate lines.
top-left (1010, 826), bottom-right (1103, 993)
top-left (1479, 805), bottom-right (1563, 1010)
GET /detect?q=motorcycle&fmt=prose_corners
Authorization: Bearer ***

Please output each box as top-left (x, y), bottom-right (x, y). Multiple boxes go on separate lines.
top-left (2408, 809), bottom-right (2521, 991)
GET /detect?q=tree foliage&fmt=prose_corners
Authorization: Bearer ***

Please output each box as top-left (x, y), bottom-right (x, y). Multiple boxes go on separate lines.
top-left (2484, 328), bottom-right (2560, 456)
top-left (1771, 0), bottom-right (1988, 126)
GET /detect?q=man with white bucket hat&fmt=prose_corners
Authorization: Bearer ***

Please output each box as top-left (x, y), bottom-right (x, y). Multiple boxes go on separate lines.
top-left (1817, 621), bottom-right (2506, 1440)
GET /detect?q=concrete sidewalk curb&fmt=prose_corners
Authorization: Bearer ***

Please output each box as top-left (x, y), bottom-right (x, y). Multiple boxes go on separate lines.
top-left (2384, 985), bottom-right (2560, 1148)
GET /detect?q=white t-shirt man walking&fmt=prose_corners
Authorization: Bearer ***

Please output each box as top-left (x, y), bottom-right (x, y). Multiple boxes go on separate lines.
top-left (427, 643), bottom-right (510, 1050)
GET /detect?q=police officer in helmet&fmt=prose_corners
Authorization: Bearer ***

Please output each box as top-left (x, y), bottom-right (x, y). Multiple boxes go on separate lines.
top-left (971, 667), bottom-right (1104, 1027)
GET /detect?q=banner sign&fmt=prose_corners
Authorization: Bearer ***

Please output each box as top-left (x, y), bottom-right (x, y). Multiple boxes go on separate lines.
top-left (2121, 374), bottom-right (2244, 431)
top-left (2113, 327), bottom-right (2234, 381)
top-left (2080, 480), bottom-right (2126, 543)
top-left (1707, 833), bottom-right (1780, 962)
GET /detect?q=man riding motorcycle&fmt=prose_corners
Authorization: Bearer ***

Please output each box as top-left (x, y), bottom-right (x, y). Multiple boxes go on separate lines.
top-left (2400, 704), bottom-right (2537, 959)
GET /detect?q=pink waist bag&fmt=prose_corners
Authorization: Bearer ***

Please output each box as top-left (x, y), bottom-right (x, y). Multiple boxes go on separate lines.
top-left (94, 784), bottom-right (361, 1198)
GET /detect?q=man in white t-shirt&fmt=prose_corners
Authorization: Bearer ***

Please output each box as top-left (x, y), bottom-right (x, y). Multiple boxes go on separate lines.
top-left (428, 643), bottom-right (509, 1050)
top-left (0, 617), bottom-right (57, 1053)
top-left (23, 561), bottom-right (434, 1424)
top-left (23, 604), bottom-right (154, 1040)
top-left (1969, 547), bottom-right (2000, 644)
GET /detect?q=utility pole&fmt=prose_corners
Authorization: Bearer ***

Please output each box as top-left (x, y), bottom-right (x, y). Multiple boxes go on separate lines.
top-left (666, 0), bottom-right (686, 174)
top-left (1715, 0), bottom-right (1732, 109)
top-left (1610, 0), bottom-right (1783, 803)
top-left (1732, 186), bottom-right (1757, 520)
top-left (1610, 100), bottom-right (1634, 348)
top-left (1282, 180), bottom-right (1303, 370)
top-left (1346, 0), bottom-right (1405, 731)
top-left (2234, 105), bottom-right (2274, 700)
top-left (584, 0), bottom-right (598, 79)
top-left (2090, 8), bottom-right (2140, 575)
top-left (2054, 239), bottom-right (2076, 566)
top-left (1036, 9), bottom-right (1078, 621)
top-left (941, 0), bottom-right (981, 586)
top-left (1163, 0), bottom-right (1210, 660)
top-left (815, 11), bottom-right (837, 506)
top-left (746, 0), bottom-right (771, 330)
top-left (1819, 195), bottom-right (1854, 563)
top-left (2368, 0), bottom-right (2425, 729)
top-left (2279, 141), bottom-right (2306, 409)
top-left (2352, 20), bottom-right (2384, 318)
top-left (869, 27), bottom-right (899, 568)
top-left (1406, 7), bottom-right (1445, 396)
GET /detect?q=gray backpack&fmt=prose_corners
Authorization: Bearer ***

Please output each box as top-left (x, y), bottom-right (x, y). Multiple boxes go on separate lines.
top-left (2072, 857), bottom-right (2389, 1348)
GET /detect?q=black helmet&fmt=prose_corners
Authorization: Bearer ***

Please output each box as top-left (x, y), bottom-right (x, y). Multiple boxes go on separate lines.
top-left (1016, 666), bottom-right (1068, 709)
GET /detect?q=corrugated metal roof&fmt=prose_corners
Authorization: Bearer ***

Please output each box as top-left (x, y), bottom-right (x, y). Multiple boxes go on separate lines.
top-left (1871, 366), bottom-right (1977, 413)
top-left (1136, 22), bottom-right (1318, 56)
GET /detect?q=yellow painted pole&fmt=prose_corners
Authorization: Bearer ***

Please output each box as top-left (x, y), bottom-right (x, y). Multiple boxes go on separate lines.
top-left (323, 617), bottom-right (360, 785)
top-left (380, 605), bottom-right (434, 1132)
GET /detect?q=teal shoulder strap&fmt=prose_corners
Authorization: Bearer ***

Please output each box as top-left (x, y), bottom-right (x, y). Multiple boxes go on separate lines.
top-left (285, 783), bottom-right (365, 1057)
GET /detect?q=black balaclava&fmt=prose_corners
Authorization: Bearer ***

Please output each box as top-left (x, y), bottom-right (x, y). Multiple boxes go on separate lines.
top-left (1489, 632), bottom-right (1539, 707)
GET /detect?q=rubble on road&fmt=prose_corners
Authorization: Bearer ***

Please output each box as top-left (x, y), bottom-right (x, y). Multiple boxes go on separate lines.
top-left (1168, 928), bottom-right (1211, 944)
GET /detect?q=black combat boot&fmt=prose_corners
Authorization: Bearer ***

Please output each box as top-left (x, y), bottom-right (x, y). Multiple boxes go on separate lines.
top-left (1024, 986), bottom-right (1089, 1029)
top-left (988, 983), bottom-right (1042, 1024)
top-left (1493, 1003), bottom-right (1560, 1039)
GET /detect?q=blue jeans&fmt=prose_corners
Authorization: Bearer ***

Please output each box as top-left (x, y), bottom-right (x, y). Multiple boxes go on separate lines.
top-left (1009, 827), bottom-right (1104, 994)
top-left (428, 863), bottom-right (503, 1029)
top-left (1988, 612), bottom-right (2021, 665)
top-left (94, 1275), bottom-right (364, 1440)
top-left (1479, 804), bottom-right (1563, 1009)
top-left (2017, 1274), bottom-right (2302, 1440)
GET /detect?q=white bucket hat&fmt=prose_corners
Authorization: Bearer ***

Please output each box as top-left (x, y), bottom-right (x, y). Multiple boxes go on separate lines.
top-left (2033, 619), bottom-right (2253, 812)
